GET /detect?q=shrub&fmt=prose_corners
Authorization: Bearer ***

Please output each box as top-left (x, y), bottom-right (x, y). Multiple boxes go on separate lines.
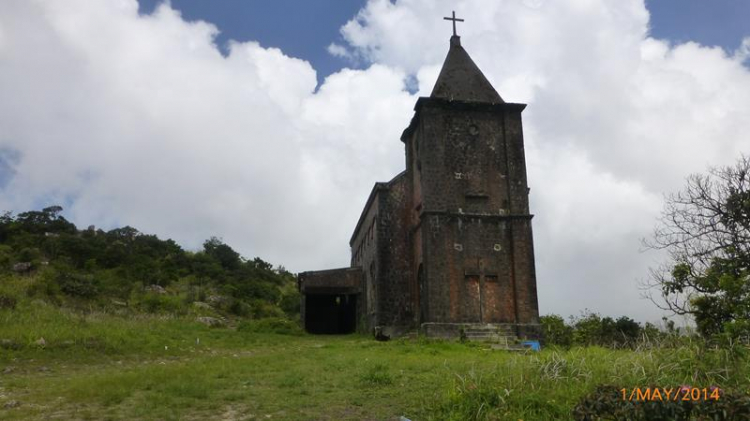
top-left (541, 314), bottom-right (574, 347)
top-left (573, 312), bottom-right (605, 346)
top-left (26, 268), bottom-right (61, 300)
top-left (614, 316), bottom-right (642, 344)
top-left (570, 311), bottom-right (645, 348)
top-left (227, 299), bottom-right (252, 317)
top-left (183, 281), bottom-right (207, 304)
top-left (137, 293), bottom-right (185, 314)
top-left (58, 273), bottom-right (99, 298)
top-left (0, 276), bottom-right (21, 309)
top-left (248, 299), bottom-right (285, 319)
top-left (17, 247), bottom-right (42, 263)
top-left (94, 269), bottom-right (134, 299)
top-left (278, 288), bottom-right (301, 317)
top-left (0, 244), bottom-right (13, 270)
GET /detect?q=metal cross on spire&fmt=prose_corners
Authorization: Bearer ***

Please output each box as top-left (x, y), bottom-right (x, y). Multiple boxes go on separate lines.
top-left (443, 11), bottom-right (464, 37)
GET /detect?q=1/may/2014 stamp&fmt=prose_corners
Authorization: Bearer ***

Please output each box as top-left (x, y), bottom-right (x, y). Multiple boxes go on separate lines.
top-left (621, 386), bottom-right (721, 402)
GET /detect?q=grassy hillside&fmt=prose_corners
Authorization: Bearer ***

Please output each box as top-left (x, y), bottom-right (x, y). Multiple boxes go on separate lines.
top-left (0, 207), bottom-right (300, 323)
top-left (1, 290), bottom-right (750, 420)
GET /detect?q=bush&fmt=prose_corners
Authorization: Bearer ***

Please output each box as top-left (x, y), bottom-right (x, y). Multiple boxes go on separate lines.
top-left (248, 299), bottom-right (286, 319)
top-left (94, 269), bottom-right (134, 299)
top-left (0, 244), bottom-right (13, 270)
top-left (58, 273), bottom-right (99, 298)
top-left (227, 299), bottom-right (252, 317)
top-left (278, 288), bottom-right (301, 317)
top-left (0, 276), bottom-right (21, 309)
top-left (17, 247), bottom-right (42, 263)
top-left (183, 281), bottom-right (207, 304)
top-left (26, 269), bottom-right (62, 300)
top-left (541, 314), bottom-right (574, 347)
top-left (237, 318), bottom-right (303, 335)
top-left (570, 311), bottom-right (644, 348)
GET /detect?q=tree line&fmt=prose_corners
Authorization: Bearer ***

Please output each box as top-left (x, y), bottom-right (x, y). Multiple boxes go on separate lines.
top-left (540, 312), bottom-right (682, 348)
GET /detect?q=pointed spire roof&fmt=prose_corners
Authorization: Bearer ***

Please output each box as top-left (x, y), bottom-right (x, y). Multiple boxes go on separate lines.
top-left (430, 36), bottom-right (503, 103)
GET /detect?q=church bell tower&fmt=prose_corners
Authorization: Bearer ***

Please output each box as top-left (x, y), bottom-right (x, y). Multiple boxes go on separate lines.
top-left (401, 17), bottom-right (540, 338)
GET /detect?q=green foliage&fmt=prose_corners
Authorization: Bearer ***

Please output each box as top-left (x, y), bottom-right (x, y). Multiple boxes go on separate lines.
top-left (542, 312), bottom-right (651, 348)
top-left (136, 292), bottom-right (185, 314)
top-left (226, 298), bottom-right (252, 317)
top-left (0, 206), bottom-right (299, 321)
top-left (646, 156), bottom-right (750, 339)
top-left (203, 237), bottom-right (241, 270)
top-left (26, 268), bottom-right (62, 299)
top-left (278, 286), bottom-right (301, 318)
top-left (678, 257), bottom-right (750, 338)
top-left (572, 313), bottom-right (606, 345)
top-left (57, 273), bottom-right (99, 298)
top-left (17, 247), bottom-right (41, 263)
top-left (0, 244), bottom-right (12, 269)
top-left (541, 314), bottom-right (573, 347)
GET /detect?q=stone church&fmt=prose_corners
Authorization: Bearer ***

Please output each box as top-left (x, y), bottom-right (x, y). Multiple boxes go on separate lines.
top-left (299, 26), bottom-right (541, 340)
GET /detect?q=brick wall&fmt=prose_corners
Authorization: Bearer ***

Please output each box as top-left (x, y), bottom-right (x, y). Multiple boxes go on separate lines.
top-left (404, 98), bottom-right (539, 328)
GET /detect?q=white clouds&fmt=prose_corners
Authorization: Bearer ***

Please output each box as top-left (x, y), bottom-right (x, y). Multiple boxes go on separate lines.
top-left (0, 0), bottom-right (748, 321)
top-left (326, 43), bottom-right (350, 60)
top-left (0, 0), bottom-right (412, 272)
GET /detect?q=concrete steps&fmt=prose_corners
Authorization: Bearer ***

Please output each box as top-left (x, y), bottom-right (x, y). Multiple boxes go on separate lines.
top-left (420, 323), bottom-right (536, 350)
top-left (462, 324), bottom-right (529, 350)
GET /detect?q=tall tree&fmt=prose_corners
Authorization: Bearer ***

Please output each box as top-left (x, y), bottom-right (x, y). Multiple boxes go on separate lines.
top-left (644, 155), bottom-right (750, 336)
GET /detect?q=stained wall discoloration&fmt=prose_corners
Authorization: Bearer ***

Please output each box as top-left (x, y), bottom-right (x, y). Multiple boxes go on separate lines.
top-left (299, 36), bottom-right (541, 339)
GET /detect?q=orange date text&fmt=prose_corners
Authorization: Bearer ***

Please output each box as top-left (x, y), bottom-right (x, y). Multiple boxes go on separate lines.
top-left (621, 387), bottom-right (721, 402)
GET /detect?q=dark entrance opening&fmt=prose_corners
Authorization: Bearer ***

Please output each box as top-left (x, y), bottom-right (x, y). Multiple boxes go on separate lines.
top-left (305, 293), bottom-right (357, 334)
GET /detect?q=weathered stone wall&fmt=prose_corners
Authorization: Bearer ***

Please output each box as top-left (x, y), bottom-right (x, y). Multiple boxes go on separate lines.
top-left (510, 218), bottom-right (540, 324)
top-left (411, 101), bottom-right (526, 214)
top-left (420, 214), bottom-right (521, 323)
top-left (406, 98), bottom-right (539, 328)
top-left (405, 123), bottom-right (425, 324)
top-left (350, 188), bottom-right (382, 331)
top-left (299, 267), bottom-right (363, 294)
top-left (374, 173), bottom-right (416, 335)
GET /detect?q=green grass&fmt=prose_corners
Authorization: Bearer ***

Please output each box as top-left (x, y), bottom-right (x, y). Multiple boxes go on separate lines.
top-left (1, 304), bottom-right (749, 420)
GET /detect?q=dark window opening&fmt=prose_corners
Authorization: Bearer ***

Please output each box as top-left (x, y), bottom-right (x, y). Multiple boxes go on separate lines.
top-left (305, 294), bottom-right (357, 334)
top-left (466, 193), bottom-right (489, 201)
